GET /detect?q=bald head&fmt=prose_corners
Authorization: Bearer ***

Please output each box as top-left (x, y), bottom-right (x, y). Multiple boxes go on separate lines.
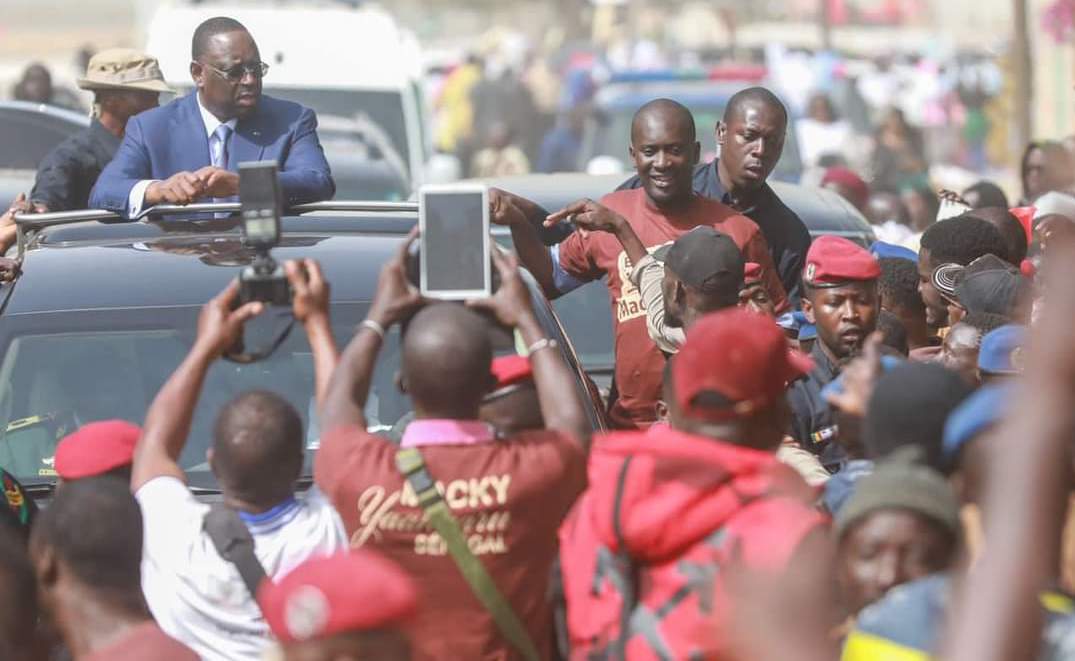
top-left (724, 87), bottom-right (788, 126)
top-left (211, 390), bottom-right (303, 507)
top-left (631, 98), bottom-right (695, 146)
top-left (403, 304), bottom-right (494, 417)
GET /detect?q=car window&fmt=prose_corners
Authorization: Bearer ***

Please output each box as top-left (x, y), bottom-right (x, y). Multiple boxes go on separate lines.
top-left (0, 107), bottom-right (85, 169)
top-left (0, 304), bottom-right (408, 490)
top-left (551, 282), bottom-right (615, 373)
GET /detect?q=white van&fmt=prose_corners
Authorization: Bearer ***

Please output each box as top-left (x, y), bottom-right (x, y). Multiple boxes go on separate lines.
top-left (144, 1), bottom-right (460, 191)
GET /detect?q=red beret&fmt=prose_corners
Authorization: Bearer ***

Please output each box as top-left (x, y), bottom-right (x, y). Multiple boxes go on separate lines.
top-left (821, 166), bottom-right (869, 210)
top-left (258, 551), bottom-right (417, 644)
top-left (54, 420), bottom-right (141, 480)
top-left (803, 235), bottom-right (881, 287)
top-left (490, 355), bottom-right (532, 389)
top-left (743, 262), bottom-right (762, 284)
top-left (674, 308), bottom-right (813, 421)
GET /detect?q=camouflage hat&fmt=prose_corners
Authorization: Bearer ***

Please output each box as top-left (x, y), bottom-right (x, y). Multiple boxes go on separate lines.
top-left (76, 48), bottom-right (172, 93)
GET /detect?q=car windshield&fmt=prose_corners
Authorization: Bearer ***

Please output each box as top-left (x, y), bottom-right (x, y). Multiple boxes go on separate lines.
top-left (0, 303), bottom-right (408, 491)
top-left (587, 103), bottom-right (803, 182)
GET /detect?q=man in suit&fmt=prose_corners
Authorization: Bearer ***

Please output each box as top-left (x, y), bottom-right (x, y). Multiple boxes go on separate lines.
top-left (89, 16), bottom-right (335, 217)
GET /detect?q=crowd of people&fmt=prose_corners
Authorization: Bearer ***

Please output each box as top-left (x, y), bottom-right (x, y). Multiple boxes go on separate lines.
top-left (5, 10), bottom-right (1075, 661)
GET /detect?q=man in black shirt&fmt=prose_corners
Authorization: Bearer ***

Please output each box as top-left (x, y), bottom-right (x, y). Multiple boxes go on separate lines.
top-left (31, 49), bottom-right (170, 211)
top-left (618, 87), bottom-right (812, 306)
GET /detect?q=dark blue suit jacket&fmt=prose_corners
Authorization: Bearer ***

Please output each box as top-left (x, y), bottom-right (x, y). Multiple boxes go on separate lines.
top-left (89, 92), bottom-right (335, 215)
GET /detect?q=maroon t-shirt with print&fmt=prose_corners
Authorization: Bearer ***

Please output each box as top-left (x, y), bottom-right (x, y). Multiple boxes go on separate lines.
top-left (314, 423), bottom-right (586, 661)
top-left (83, 622), bottom-right (198, 661)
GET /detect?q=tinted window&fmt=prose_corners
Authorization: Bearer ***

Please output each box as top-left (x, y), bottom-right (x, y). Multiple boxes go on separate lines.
top-left (0, 304), bottom-right (407, 490)
top-left (0, 107), bottom-right (86, 169)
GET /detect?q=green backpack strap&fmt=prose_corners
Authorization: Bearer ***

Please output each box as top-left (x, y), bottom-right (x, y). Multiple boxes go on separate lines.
top-left (395, 447), bottom-right (541, 661)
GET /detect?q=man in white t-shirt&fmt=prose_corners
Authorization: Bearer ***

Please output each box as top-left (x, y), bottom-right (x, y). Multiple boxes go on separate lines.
top-left (131, 260), bottom-right (347, 661)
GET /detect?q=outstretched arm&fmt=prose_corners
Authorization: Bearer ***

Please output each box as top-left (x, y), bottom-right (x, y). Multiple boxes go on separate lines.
top-left (320, 229), bottom-right (425, 433)
top-left (489, 188), bottom-right (559, 297)
top-left (132, 281), bottom-right (262, 491)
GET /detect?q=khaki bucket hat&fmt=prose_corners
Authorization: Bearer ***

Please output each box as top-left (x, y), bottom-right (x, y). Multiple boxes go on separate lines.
top-left (76, 48), bottom-right (173, 93)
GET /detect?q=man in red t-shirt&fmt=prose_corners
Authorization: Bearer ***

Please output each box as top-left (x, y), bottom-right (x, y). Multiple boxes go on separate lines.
top-left (558, 308), bottom-right (834, 660)
top-left (30, 477), bottom-right (198, 661)
top-left (316, 233), bottom-right (591, 660)
top-left (492, 98), bottom-right (787, 428)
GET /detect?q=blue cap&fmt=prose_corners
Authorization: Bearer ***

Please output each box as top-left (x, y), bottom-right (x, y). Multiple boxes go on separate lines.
top-left (820, 355), bottom-right (905, 400)
top-left (870, 241), bottom-right (918, 263)
top-left (977, 325), bottom-right (1026, 375)
top-left (942, 384), bottom-right (1015, 465)
top-left (777, 311), bottom-right (816, 341)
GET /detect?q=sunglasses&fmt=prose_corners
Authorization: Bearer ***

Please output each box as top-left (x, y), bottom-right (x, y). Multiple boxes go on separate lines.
top-left (201, 61), bottom-right (269, 83)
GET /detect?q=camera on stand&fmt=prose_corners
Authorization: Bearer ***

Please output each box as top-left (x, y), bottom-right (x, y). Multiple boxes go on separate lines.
top-left (238, 161), bottom-right (291, 306)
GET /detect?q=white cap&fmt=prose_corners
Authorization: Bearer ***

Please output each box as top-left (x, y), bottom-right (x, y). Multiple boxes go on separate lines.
top-left (1032, 191), bottom-right (1075, 221)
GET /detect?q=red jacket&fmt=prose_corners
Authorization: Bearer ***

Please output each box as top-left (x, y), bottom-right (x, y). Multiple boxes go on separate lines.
top-left (558, 426), bottom-right (825, 660)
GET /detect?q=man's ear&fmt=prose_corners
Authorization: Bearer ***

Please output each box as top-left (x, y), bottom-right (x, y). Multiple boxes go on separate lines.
top-left (189, 61), bottom-right (204, 89)
top-left (628, 143), bottom-right (636, 162)
top-left (691, 141), bottom-right (701, 166)
top-left (674, 280), bottom-right (688, 305)
top-left (802, 296), bottom-right (816, 324)
top-left (33, 544), bottom-right (58, 590)
top-left (716, 121), bottom-right (727, 147)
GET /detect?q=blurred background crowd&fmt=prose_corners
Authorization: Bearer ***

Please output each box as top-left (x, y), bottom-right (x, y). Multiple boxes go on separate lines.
top-left (1, 0), bottom-right (1074, 208)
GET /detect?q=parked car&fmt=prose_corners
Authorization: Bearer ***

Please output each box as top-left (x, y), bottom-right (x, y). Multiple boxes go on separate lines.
top-left (578, 75), bottom-right (804, 182)
top-left (461, 172), bottom-right (876, 388)
top-left (0, 101), bottom-right (89, 209)
top-left (2, 204), bottom-right (607, 501)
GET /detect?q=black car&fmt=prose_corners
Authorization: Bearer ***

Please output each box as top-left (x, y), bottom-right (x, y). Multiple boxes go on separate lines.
top-left (462, 173), bottom-right (876, 387)
top-left (2, 204), bottom-right (607, 501)
top-left (0, 101), bottom-right (90, 209)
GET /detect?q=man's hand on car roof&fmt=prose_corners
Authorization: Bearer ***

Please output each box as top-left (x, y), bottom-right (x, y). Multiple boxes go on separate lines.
top-left (195, 166), bottom-right (240, 199)
top-left (145, 171), bottom-right (210, 206)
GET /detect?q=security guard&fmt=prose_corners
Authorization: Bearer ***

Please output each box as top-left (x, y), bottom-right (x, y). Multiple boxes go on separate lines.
top-left (787, 235), bottom-right (881, 470)
top-left (30, 49), bottom-right (171, 211)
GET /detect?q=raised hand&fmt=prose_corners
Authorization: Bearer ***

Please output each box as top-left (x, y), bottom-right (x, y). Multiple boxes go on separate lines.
top-left (368, 227), bottom-right (425, 328)
top-left (195, 279), bottom-right (264, 358)
top-left (544, 198), bottom-right (626, 234)
top-left (466, 248), bottom-right (535, 328)
top-left (286, 258), bottom-right (331, 324)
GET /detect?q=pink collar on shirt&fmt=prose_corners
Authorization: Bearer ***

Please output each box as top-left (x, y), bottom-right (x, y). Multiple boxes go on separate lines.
top-left (401, 419), bottom-right (497, 448)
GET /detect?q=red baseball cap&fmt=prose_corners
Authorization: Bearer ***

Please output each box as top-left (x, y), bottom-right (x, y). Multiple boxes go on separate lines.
top-left (54, 420), bottom-right (141, 480)
top-left (490, 355), bottom-right (533, 389)
top-left (258, 550), bottom-right (417, 644)
top-left (802, 235), bottom-right (881, 287)
top-left (673, 308), bottom-right (814, 420)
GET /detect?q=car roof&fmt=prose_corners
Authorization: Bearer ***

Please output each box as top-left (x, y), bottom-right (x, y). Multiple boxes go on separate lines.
top-left (461, 172), bottom-right (875, 239)
top-left (5, 214), bottom-right (417, 315)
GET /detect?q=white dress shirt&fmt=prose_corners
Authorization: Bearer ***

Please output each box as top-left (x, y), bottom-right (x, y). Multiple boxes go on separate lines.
top-left (127, 94), bottom-right (238, 217)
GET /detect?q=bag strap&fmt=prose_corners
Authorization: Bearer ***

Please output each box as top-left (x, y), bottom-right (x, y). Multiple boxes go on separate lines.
top-left (204, 504), bottom-right (269, 604)
top-left (395, 447), bottom-right (541, 661)
top-left (610, 456), bottom-right (636, 660)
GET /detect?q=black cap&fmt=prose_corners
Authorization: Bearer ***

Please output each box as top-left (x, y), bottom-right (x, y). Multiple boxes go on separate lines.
top-left (659, 227), bottom-right (744, 298)
top-left (955, 254), bottom-right (1026, 317)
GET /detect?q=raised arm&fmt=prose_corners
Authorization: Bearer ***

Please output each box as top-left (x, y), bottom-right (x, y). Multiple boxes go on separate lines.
top-left (286, 259), bottom-right (338, 411)
top-left (320, 229), bottom-right (424, 433)
top-left (132, 281), bottom-right (262, 491)
top-left (468, 249), bottom-right (591, 448)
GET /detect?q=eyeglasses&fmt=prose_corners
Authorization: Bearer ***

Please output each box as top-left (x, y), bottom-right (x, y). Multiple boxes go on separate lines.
top-left (201, 61), bottom-right (269, 83)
